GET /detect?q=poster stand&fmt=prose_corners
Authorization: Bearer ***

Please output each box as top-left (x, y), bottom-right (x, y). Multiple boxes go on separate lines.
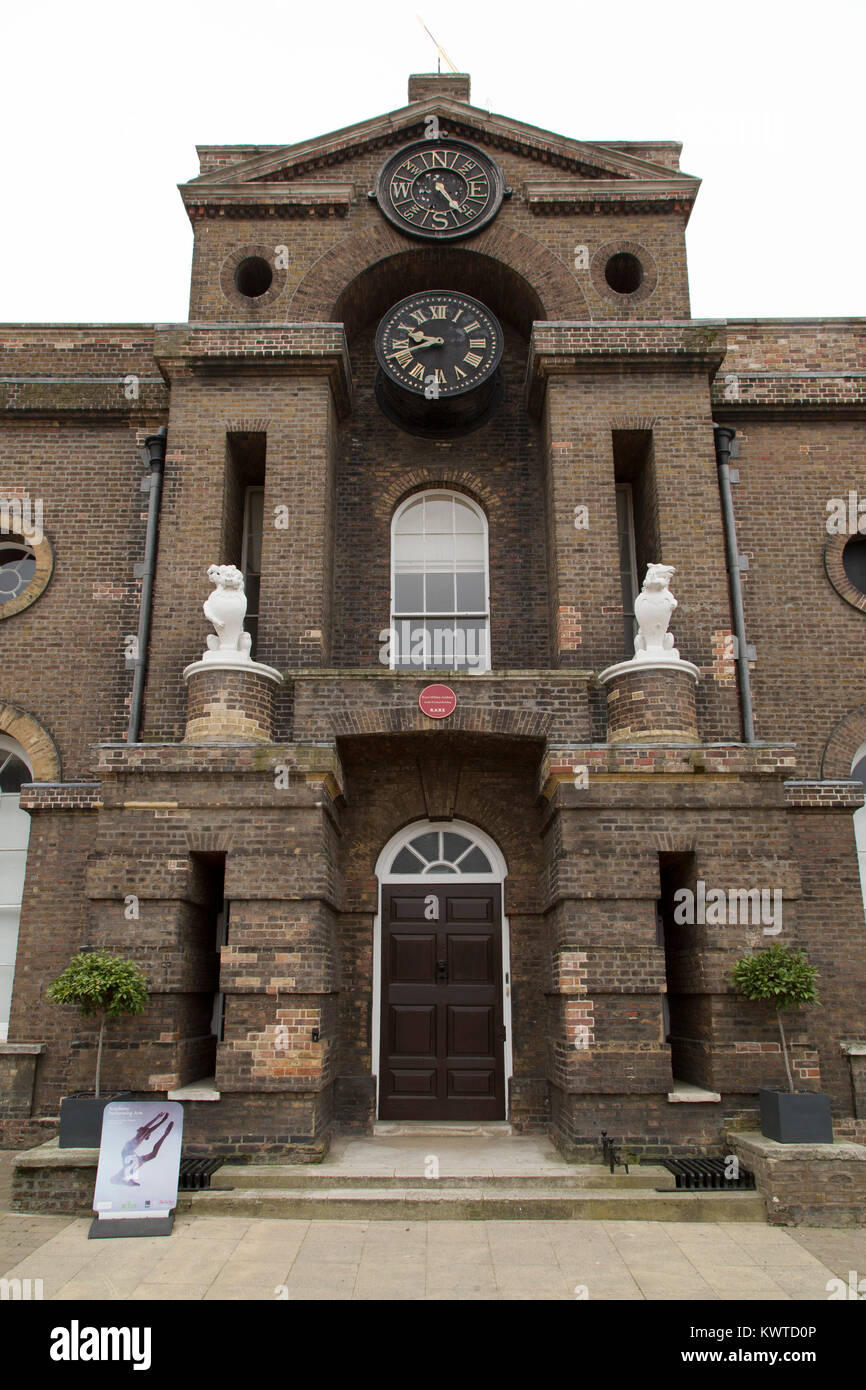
top-left (88, 1100), bottom-right (184, 1240)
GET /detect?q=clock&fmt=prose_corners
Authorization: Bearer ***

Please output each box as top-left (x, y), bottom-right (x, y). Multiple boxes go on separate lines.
top-left (375, 291), bottom-right (504, 437)
top-left (374, 140), bottom-right (505, 240)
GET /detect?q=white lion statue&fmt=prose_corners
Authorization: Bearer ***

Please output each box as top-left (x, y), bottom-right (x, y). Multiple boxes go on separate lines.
top-left (202, 564), bottom-right (252, 660)
top-left (633, 563), bottom-right (680, 660)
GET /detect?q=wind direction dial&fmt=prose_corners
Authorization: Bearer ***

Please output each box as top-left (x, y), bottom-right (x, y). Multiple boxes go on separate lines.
top-left (375, 140), bottom-right (504, 240)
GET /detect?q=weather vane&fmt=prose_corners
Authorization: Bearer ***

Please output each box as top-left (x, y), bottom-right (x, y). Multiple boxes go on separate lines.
top-left (416, 14), bottom-right (459, 73)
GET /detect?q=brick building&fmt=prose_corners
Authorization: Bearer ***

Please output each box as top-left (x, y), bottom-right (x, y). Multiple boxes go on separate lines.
top-left (1, 72), bottom-right (865, 1160)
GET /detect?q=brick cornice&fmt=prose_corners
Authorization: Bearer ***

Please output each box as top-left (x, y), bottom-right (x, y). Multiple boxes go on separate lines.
top-left (152, 322), bottom-right (353, 417)
top-left (523, 177), bottom-right (698, 218)
top-left (525, 320), bottom-right (727, 415)
top-left (712, 371), bottom-right (866, 418)
top-left (179, 182), bottom-right (355, 223)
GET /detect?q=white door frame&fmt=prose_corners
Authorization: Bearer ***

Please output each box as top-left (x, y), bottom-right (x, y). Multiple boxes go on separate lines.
top-left (372, 817), bottom-right (512, 1119)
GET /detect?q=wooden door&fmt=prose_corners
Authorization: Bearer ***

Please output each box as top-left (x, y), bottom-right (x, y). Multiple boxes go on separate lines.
top-left (379, 883), bottom-right (505, 1120)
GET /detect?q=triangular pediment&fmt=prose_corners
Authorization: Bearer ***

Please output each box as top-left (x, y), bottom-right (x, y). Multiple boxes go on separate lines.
top-left (186, 97), bottom-right (695, 189)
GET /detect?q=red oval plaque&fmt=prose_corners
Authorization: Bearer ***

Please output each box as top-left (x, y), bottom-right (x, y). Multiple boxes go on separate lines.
top-left (419, 684), bottom-right (457, 719)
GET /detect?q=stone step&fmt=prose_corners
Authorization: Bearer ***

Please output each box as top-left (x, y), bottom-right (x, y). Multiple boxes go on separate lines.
top-left (211, 1163), bottom-right (676, 1191)
top-left (372, 1121), bottom-right (514, 1138)
top-left (189, 1185), bottom-right (767, 1222)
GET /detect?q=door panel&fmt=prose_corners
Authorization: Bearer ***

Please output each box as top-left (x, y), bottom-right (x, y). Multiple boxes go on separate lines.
top-left (379, 882), bottom-right (505, 1120)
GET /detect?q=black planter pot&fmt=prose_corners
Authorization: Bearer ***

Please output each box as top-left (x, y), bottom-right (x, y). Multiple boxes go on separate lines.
top-left (58, 1093), bottom-right (134, 1148)
top-left (759, 1089), bottom-right (833, 1143)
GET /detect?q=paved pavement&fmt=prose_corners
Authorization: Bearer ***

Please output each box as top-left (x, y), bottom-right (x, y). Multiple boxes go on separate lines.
top-left (1, 1148), bottom-right (863, 1301)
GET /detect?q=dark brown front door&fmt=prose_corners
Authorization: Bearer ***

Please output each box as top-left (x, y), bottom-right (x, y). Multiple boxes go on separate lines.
top-left (379, 883), bottom-right (505, 1120)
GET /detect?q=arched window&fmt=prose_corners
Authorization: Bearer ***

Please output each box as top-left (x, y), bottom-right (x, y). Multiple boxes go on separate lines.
top-left (852, 744), bottom-right (866, 916)
top-left (390, 490), bottom-right (490, 673)
top-left (0, 735), bottom-right (32, 1041)
top-left (388, 827), bottom-right (494, 877)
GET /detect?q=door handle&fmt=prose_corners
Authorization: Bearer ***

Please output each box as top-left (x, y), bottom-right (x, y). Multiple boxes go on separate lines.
top-left (436, 959), bottom-right (448, 983)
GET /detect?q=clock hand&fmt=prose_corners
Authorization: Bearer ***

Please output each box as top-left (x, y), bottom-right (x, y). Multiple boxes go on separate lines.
top-left (413, 336), bottom-right (445, 348)
top-left (434, 179), bottom-right (461, 210)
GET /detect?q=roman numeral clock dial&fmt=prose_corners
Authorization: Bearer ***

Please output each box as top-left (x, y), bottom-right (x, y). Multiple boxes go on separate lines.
top-left (375, 291), bottom-right (504, 438)
top-left (374, 139), bottom-right (505, 241)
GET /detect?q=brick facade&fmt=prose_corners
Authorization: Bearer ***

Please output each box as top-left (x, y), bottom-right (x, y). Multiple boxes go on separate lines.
top-left (1, 73), bottom-right (864, 1159)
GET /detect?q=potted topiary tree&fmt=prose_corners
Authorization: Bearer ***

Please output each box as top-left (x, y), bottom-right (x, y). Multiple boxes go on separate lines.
top-left (731, 942), bottom-right (832, 1143)
top-left (48, 950), bottom-right (150, 1147)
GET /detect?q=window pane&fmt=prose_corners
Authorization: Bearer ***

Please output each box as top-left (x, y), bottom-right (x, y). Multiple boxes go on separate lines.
top-left (410, 832), bottom-right (440, 862)
top-left (0, 755), bottom-right (30, 794)
top-left (0, 547), bottom-right (36, 603)
top-left (443, 833), bottom-right (472, 863)
top-left (455, 619), bottom-right (488, 671)
top-left (244, 573), bottom-right (261, 619)
top-left (244, 488), bottom-right (264, 574)
top-left (391, 847), bottom-right (424, 873)
top-left (425, 572), bottom-right (455, 612)
top-left (425, 863), bottom-right (457, 874)
top-left (455, 533), bottom-right (485, 564)
top-left (459, 846), bottom-right (492, 873)
top-left (456, 572), bottom-right (485, 611)
top-left (423, 533), bottom-right (455, 565)
top-left (454, 498), bottom-right (484, 532)
top-left (424, 497), bottom-right (453, 533)
top-left (425, 622), bottom-right (456, 667)
top-left (399, 499), bottom-right (424, 533)
top-left (394, 573), bottom-right (423, 611)
top-left (394, 534), bottom-right (421, 564)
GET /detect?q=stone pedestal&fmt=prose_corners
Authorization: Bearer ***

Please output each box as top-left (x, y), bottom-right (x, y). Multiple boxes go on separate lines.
top-left (599, 657), bottom-right (700, 744)
top-left (182, 659), bottom-right (283, 742)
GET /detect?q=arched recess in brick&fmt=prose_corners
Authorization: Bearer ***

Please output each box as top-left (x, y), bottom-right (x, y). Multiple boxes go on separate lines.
top-left (287, 223), bottom-right (588, 338)
top-left (374, 471), bottom-right (503, 527)
top-left (0, 703), bottom-right (61, 781)
top-left (821, 705), bottom-right (866, 780)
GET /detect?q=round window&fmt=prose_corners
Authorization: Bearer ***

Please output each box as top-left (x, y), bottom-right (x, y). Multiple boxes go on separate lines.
top-left (0, 541), bottom-right (37, 604)
top-left (235, 256), bottom-right (274, 298)
top-left (605, 251), bottom-right (644, 294)
top-left (842, 535), bottom-right (866, 595)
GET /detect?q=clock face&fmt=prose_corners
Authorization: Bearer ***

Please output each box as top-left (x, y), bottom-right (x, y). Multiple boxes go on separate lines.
top-left (375, 292), bottom-right (503, 399)
top-left (375, 140), bottom-right (504, 240)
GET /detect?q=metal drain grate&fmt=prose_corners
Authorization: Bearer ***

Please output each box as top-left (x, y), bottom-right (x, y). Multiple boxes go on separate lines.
top-left (661, 1157), bottom-right (755, 1190)
top-left (179, 1158), bottom-right (225, 1191)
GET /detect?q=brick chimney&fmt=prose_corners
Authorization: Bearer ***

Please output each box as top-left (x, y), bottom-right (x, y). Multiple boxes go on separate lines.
top-left (408, 72), bottom-right (471, 104)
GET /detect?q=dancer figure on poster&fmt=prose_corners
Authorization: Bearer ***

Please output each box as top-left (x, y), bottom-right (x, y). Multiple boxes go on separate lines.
top-left (110, 1111), bottom-right (175, 1186)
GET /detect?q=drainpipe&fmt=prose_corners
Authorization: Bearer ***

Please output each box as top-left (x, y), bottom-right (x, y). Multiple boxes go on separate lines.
top-left (713, 424), bottom-right (755, 743)
top-left (127, 427), bottom-right (167, 744)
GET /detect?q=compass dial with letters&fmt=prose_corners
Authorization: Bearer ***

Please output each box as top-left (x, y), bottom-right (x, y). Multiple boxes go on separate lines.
top-left (375, 291), bottom-right (503, 398)
top-left (375, 140), bottom-right (504, 240)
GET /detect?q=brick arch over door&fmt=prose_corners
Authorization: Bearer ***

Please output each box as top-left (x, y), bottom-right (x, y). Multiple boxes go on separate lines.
top-left (331, 707), bottom-right (552, 740)
top-left (821, 705), bottom-right (866, 779)
top-left (0, 703), bottom-right (61, 781)
top-left (286, 223), bottom-right (589, 336)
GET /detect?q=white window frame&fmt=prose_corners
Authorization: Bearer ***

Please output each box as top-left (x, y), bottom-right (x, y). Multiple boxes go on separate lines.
top-left (390, 490), bottom-right (491, 674)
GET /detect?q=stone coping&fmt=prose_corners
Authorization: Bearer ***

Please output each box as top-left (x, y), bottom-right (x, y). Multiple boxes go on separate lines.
top-left (182, 657), bottom-right (284, 684)
top-left (667, 1080), bottom-right (721, 1103)
top-left (727, 1130), bottom-right (866, 1162)
top-left (167, 1078), bottom-right (221, 1101)
top-left (14, 1138), bottom-right (98, 1169)
top-left (598, 657), bottom-right (700, 685)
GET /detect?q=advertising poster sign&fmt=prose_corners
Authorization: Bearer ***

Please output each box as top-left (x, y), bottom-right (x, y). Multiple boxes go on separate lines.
top-left (91, 1100), bottom-right (184, 1233)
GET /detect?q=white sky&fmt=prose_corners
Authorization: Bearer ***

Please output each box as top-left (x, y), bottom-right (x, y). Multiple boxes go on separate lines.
top-left (1, 0), bottom-right (863, 324)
